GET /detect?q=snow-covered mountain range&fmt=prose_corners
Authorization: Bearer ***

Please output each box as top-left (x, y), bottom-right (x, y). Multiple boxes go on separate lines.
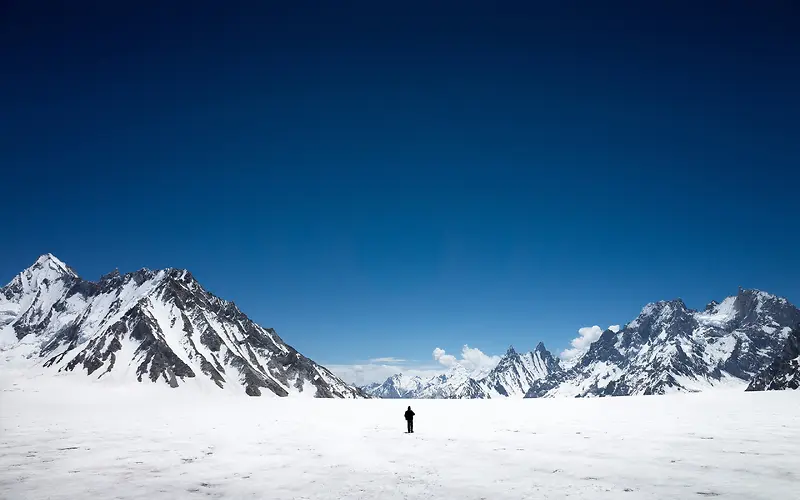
top-left (363, 289), bottom-right (800, 398)
top-left (363, 342), bottom-right (560, 399)
top-left (5, 255), bottom-right (796, 399)
top-left (0, 254), bottom-right (364, 398)
top-left (527, 289), bottom-right (800, 397)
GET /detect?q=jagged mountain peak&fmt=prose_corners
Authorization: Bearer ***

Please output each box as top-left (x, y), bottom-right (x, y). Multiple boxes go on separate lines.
top-left (735, 288), bottom-right (785, 305)
top-left (505, 345), bottom-right (518, 356)
top-left (482, 342), bottom-right (561, 397)
top-left (33, 253), bottom-right (77, 277)
top-left (4, 253), bottom-right (78, 289)
top-left (99, 269), bottom-right (121, 281)
top-left (629, 290), bottom-right (789, 329)
top-left (696, 289), bottom-right (797, 330)
top-left (1, 255), bottom-right (363, 398)
top-left (2, 255), bottom-right (79, 308)
top-left (733, 288), bottom-right (793, 325)
top-left (624, 297), bottom-right (694, 337)
top-left (636, 298), bottom-right (689, 318)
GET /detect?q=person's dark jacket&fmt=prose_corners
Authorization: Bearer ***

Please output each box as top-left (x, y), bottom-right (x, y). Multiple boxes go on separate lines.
top-left (404, 409), bottom-right (415, 421)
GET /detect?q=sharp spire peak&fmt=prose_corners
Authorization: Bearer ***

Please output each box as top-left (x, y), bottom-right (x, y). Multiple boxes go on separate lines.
top-left (30, 253), bottom-right (78, 278)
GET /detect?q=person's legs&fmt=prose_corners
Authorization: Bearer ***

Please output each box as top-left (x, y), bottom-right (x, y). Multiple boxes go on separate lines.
top-left (409, 420), bottom-right (414, 433)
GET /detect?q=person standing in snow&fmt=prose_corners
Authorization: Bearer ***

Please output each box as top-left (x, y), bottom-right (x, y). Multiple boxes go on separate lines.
top-left (404, 406), bottom-right (415, 433)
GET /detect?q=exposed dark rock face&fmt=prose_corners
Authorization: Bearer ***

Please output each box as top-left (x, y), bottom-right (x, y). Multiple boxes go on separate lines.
top-left (1, 254), bottom-right (364, 398)
top-left (747, 325), bottom-right (800, 391)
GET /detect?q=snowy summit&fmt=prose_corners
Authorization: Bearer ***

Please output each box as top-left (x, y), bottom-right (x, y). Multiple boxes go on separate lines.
top-left (0, 254), bottom-right (364, 398)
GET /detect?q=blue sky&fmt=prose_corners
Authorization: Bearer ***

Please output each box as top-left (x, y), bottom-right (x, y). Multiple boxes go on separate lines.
top-left (2, 2), bottom-right (799, 383)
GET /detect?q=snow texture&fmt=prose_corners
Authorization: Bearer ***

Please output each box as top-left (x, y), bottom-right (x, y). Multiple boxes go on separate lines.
top-left (1, 375), bottom-right (798, 500)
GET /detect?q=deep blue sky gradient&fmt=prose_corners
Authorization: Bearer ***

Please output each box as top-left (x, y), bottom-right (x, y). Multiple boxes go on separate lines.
top-left (2, 1), bottom-right (799, 365)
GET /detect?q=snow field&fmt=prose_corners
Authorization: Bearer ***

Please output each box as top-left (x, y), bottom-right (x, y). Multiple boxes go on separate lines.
top-left (1, 378), bottom-right (798, 499)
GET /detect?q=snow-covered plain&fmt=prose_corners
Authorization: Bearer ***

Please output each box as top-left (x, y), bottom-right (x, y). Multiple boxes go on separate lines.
top-left (1, 376), bottom-right (798, 499)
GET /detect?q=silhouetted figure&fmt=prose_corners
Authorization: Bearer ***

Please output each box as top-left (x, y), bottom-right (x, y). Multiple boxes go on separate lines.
top-left (404, 406), bottom-right (415, 433)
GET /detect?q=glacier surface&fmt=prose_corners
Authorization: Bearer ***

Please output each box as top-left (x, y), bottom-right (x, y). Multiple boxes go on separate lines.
top-left (1, 374), bottom-right (797, 500)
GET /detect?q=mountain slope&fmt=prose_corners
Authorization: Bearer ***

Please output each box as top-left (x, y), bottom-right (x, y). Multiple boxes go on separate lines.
top-left (0, 254), bottom-right (364, 398)
top-left (526, 289), bottom-right (800, 398)
top-left (746, 324), bottom-right (800, 391)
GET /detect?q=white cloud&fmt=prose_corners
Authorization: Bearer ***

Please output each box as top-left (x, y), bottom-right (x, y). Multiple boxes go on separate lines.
top-left (368, 357), bottom-right (406, 364)
top-left (329, 345), bottom-right (504, 386)
top-left (432, 345), bottom-right (501, 377)
top-left (560, 325), bottom-right (620, 361)
top-left (329, 343), bottom-right (524, 386)
top-left (432, 347), bottom-right (457, 367)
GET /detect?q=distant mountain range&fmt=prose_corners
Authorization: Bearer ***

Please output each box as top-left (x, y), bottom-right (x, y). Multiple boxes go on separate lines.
top-left (4, 254), bottom-right (797, 399)
top-left (363, 343), bottom-right (561, 399)
top-left (363, 289), bottom-right (800, 398)
top-left (0, 254), bottom-right (364, 398)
